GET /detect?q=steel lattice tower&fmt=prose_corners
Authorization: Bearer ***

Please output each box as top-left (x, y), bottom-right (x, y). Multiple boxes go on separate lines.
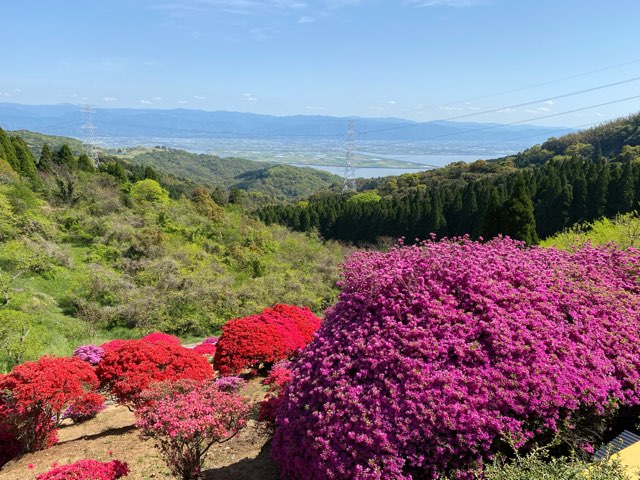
top-left (81, 105), bottom-right (99, 167)
top-left (342, 120), bottom-right (357, 193)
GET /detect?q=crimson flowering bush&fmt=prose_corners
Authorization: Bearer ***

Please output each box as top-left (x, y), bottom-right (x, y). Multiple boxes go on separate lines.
top-left (96, 340), bottom-right (213, 409)
top-left (135, 381), bottom-right (250, 480)
top-left (62, 392), bottom-right (107, 423)
top-left (192, 343), bottom-right (217, 356)
top-left (100, 339), bottom-right (128, 352)
top-left (35, 459), bottom-right (129, 480)
top-left (73, 344), bottom-right (104, 365)
top-left (272, 237), bottom-right (640, 480)
top-left (0, 356), bottom-right (99, 452)
top-left (213, 304), bottom-right (321, 375)
top-left (141, 332), bottom-right (182, 345)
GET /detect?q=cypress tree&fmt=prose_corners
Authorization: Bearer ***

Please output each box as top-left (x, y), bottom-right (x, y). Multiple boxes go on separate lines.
top-left (502, 176), bottom-right (539, 244)
top-left (38, 143), bottom-right (54, 171)
top-left (480, 187), bottom-right (503, 240)
top-left (57, 144), bottom-right (77, 169)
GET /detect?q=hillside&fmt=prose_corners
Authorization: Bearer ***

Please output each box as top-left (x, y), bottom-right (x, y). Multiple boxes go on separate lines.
top-left (117, 146), bottom-right (342, 200)
top-left (0, 127), bottom-right (347, 372)
top-left (258, 113), bottom-right (640, 245)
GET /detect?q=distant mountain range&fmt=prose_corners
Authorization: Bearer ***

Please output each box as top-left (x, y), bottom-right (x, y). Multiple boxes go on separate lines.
top-left (0, 103), bottom-right (571, 144)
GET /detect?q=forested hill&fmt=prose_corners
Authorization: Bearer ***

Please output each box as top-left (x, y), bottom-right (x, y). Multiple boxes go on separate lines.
top-left (257, 113), bottom-right (640, 245)
top-left (11, 131), bottom-right (342, 201)
top-left (0, 127), bottom-right (346, 371)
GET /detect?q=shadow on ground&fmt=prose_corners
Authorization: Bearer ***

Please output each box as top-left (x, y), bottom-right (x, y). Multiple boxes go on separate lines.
top-left (205, 439), bottom-right (279, 480)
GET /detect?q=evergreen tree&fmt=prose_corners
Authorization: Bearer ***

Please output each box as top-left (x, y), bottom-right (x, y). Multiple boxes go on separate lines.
top-left (57, 144), bottom-right (77, 169)
top-left (480, 188), bottom-right (503, 240)
top-left (502, 177), bottom-right (538, 244)
top-left (77, 153), bottom-right (95, 172)
top-left (38, 143), bottom-right (54, 171)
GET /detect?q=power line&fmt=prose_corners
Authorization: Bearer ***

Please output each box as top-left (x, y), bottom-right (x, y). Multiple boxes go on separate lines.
top-left (358, 75), bottom-right (640, 136)
top-left (384, 57), bottom-right (640, 118)
top-left (352, 94), bottom-right (640, 153)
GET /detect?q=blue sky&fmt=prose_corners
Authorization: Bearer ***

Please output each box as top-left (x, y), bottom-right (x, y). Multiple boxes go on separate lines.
top-left (2, 0), bottom-right (640, 126)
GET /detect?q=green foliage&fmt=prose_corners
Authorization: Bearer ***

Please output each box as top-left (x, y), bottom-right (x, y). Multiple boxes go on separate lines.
top-left (484, 449), bottom-right (629, 480)
top-left (0, 130), bottom-right (347, 370)
top-left (541, 212), bottom-right (640, 250)
top-left (0, 309), bottom-right (46, 372)
top-left (130, 179), bottom-right (170, 204)
top-left (347, 191), bottom-right (382, 204)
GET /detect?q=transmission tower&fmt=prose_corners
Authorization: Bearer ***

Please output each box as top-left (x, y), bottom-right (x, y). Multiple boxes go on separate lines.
top-left (342, 120), bottom-right (357, 193)
top-left (81, 105), bottom-right (99, 167)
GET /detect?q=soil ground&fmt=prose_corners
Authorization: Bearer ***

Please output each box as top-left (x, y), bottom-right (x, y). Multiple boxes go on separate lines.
top-left (0, 379), bottom-right (279, 480)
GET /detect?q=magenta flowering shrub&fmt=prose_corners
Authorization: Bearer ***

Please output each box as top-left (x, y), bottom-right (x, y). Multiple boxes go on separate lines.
top-left (73, 344), bottom-right (104, 365)
top-left (35, 459), bottom-right (129, 479)
top-left (135, 381), bottom-right (250, 480)
top-left (272, 237), bottom-right (640, 480)
top-left (202, 336), bottom-right (219, 345)
top-left (213, 376), bottom-right (246, 393)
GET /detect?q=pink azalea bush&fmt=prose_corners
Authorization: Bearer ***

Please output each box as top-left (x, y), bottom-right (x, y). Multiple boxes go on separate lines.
top-left (202, 336), bottom-right (219, 345)
top-left (73, 344), bottom-right (105, 365)
top-left (272, 237), bottom-right (640, 480)
top-left (135, 381), bottom-right (250, 480)
top-left (213, 376), bottom-right (246, 393)
top-left (35, 459), bottom-right (129, 480)
top-left (259, 360), bottom-right (293, 428)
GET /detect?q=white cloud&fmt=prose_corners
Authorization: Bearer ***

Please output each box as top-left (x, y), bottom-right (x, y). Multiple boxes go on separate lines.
top-left (298, 15), bottom-right (315, 23)
top-left (12, 88), bottom-right (22, 93)
top-left (243, 92), bottom-right (258, 103)
top-left (102, 96), bottom-right (118, 102)
top-left (546, 100), bottom-right (555, 105)
top-left (152, 96), bottom-right (163, 101)
top-left (439, 105), bottom-right (463, 112)
top-left (525, 106), bottom-right (552, 114)
top-left (68, 93), bottom-right (79, 98)
top-left (140, 99), bottom-right (153, 104)
top-left (194, 95), bottom-right (206, 100)
top-left (177, 99), bottom-right (189, 104)
top-left (368, 105), bottom-right (384, 111)
top-left (387, 100), bottom-right (397, 105)
top-left (0, 91), bottom-right (11, 97)
top-left (305, 105), bottom-right (325, 111)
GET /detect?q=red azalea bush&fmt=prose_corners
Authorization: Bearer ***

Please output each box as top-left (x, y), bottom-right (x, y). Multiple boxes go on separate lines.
top-left (213, 304), bottom-right (321, 375)
top-left (135, 381), bottom-right (250, 480)
top-left (62, 392), bottom-right (107, 424)
top-left (35, 459), bottom-right (129, 480)
top-left (192, 343), bottom-right (216, 356)
top-left (100, 339), bottom-right (128, 352)
top-left (96, 340), bottom-right (213, 409)
top-left (0, 356), bottom-right (99, 452)
top-left (272, 237), bottom-right (640, 479)
top-left (140, 332), bottom-right (181, 346)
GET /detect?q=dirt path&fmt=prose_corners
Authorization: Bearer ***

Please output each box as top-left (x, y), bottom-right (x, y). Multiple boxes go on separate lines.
top-left (0, 380), bottom-right (279, 480)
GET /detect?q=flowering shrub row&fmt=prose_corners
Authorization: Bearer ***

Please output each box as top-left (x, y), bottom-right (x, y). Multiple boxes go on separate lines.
top-left (35, 459), bottom-right (129, 480)
top-left (0, 356), bottom-right (99, 452)
top-left (272, 237), bottom-right (640, 479)
top-left (214, 304), bottom-right (321, 375)
top-left (135, 380), bottom-right (250, 480)
top-left (96, 340), bottom-right (213, 409)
